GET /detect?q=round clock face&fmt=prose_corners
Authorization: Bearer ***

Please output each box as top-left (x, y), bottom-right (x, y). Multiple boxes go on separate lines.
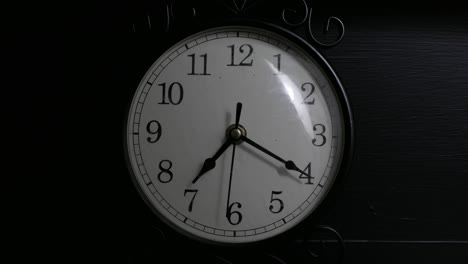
top-left (126, 26), bottom-right (350, 244)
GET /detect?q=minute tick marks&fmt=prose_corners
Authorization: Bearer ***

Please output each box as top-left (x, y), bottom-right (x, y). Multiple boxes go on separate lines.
top-left (126, 26), bottom-right (350, 244)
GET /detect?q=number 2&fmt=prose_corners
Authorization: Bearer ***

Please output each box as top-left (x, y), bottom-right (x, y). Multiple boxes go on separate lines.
top-left (301, 82), bottom-right (315, 104)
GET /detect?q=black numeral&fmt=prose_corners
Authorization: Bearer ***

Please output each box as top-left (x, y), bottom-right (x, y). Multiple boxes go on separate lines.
top-left (226, 202), bottom-right (242, 225)
top-left (299, 162), bottom-right (314, 184)
top-left (273, 53), bottom-right (281, 74)
top-left (188, 53), bottom-right (210, 75)
top-left (184, 189), bottom-right (198, 212)
top-left (146, 120), bottom-right (161, 143)
top-left (301, 82), bottom-right (315, 105)
top-left (227, 44), bottom-right (253, 66)
top-left (312, 124), bottom-right (326, 146)
top-left (158, 82), bottom-right (184, 105)
top-left (269, 191), bottom-right (284, 214)
top-left (157, 160), bottom-right (173, 183)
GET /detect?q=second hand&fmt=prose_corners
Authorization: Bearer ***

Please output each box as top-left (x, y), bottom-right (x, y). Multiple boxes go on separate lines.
top-left (225, 102), bottom-right (242, 222)
top-left (226, 144), bottom-right (236, 217)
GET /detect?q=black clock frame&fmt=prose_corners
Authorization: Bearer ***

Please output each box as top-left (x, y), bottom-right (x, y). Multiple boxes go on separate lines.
top-left (124, 17), bottom-right (354, 251)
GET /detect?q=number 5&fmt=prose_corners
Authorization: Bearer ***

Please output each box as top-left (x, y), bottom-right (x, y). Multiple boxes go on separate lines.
top-left (269, 191), bottom-right (284, 214)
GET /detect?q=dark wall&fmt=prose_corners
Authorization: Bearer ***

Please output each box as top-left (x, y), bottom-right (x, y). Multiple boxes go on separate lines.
top-left (8, 0), bottom-right (468, 262)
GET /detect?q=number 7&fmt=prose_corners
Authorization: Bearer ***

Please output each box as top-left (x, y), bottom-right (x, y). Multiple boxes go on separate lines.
top-left (184, 189), bottom-right (198, 212)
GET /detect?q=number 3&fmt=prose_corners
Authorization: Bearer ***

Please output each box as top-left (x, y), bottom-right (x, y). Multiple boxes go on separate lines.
top-left (312, 124), bottom-right (326, 146)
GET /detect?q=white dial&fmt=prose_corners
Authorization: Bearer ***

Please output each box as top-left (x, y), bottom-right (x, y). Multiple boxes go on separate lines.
top-left (126, 26), bottom-right (350, 244)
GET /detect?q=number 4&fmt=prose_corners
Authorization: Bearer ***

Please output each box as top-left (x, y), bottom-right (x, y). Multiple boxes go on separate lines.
top-left (299, 162), bottom-right (314, 184)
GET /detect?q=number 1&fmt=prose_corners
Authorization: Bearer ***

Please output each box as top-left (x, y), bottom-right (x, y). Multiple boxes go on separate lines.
top-left (273, 53), bottom-right (281, 74)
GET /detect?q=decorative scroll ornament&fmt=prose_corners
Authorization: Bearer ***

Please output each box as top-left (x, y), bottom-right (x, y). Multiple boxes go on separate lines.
top-left (282, 0), bottom-right (345, 47)
top-left (224, 0), bottom-right (248, 15)
top-left (165, 1), bottom-right (197, 33)
top-left (131, 1), bottom-right (197, 33)
top-left (223, 0), bottom-right (259, 15)
top-left (262, 253), bottom-right (288, 264)
top-left (132, 0), bottom-right (345, 49)
top-left (151, 225), bottom-right (166, 241)
top-left (213, 256), bottom-right (233, 264)
top-left (301, 225), bottom-right (345, 263)
top-left (131, 223), bottom-right (344, 262)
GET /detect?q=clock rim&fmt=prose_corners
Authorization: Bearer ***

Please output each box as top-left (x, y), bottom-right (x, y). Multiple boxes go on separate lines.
top-left (123, 19), bottom-right (355, 248)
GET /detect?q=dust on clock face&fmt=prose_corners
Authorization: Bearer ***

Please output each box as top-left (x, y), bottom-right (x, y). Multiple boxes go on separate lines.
top-left (126, 26), bottom-right (346, 244)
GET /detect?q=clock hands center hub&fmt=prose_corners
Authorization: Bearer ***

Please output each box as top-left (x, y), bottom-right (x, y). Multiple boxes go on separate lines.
top-left (226, 124), bottom-right (247, 144)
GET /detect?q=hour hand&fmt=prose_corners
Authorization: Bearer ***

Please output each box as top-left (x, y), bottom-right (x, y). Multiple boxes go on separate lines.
top-left (192, 139), bottom-right (232, 184)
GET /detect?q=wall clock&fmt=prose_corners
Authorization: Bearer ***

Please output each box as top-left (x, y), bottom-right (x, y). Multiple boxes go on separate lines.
top-left (125, 19), bottom-right (353, 245)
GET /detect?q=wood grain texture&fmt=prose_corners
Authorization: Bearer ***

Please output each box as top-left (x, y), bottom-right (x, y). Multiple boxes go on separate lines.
top-left (321, 19), bottom-right (468, 242)
top-left (8, 2), bottom-right (468, 262)
top-left (80, 16), bottom-right (468, 263)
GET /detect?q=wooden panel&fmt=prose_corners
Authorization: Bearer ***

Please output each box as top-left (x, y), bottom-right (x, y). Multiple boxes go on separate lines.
top-left (8, 1), bottom-right (468, 262)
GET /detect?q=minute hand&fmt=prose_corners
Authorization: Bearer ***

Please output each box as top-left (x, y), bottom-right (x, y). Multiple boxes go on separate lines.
top-left (239, 135), bottom-right (311, 177)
